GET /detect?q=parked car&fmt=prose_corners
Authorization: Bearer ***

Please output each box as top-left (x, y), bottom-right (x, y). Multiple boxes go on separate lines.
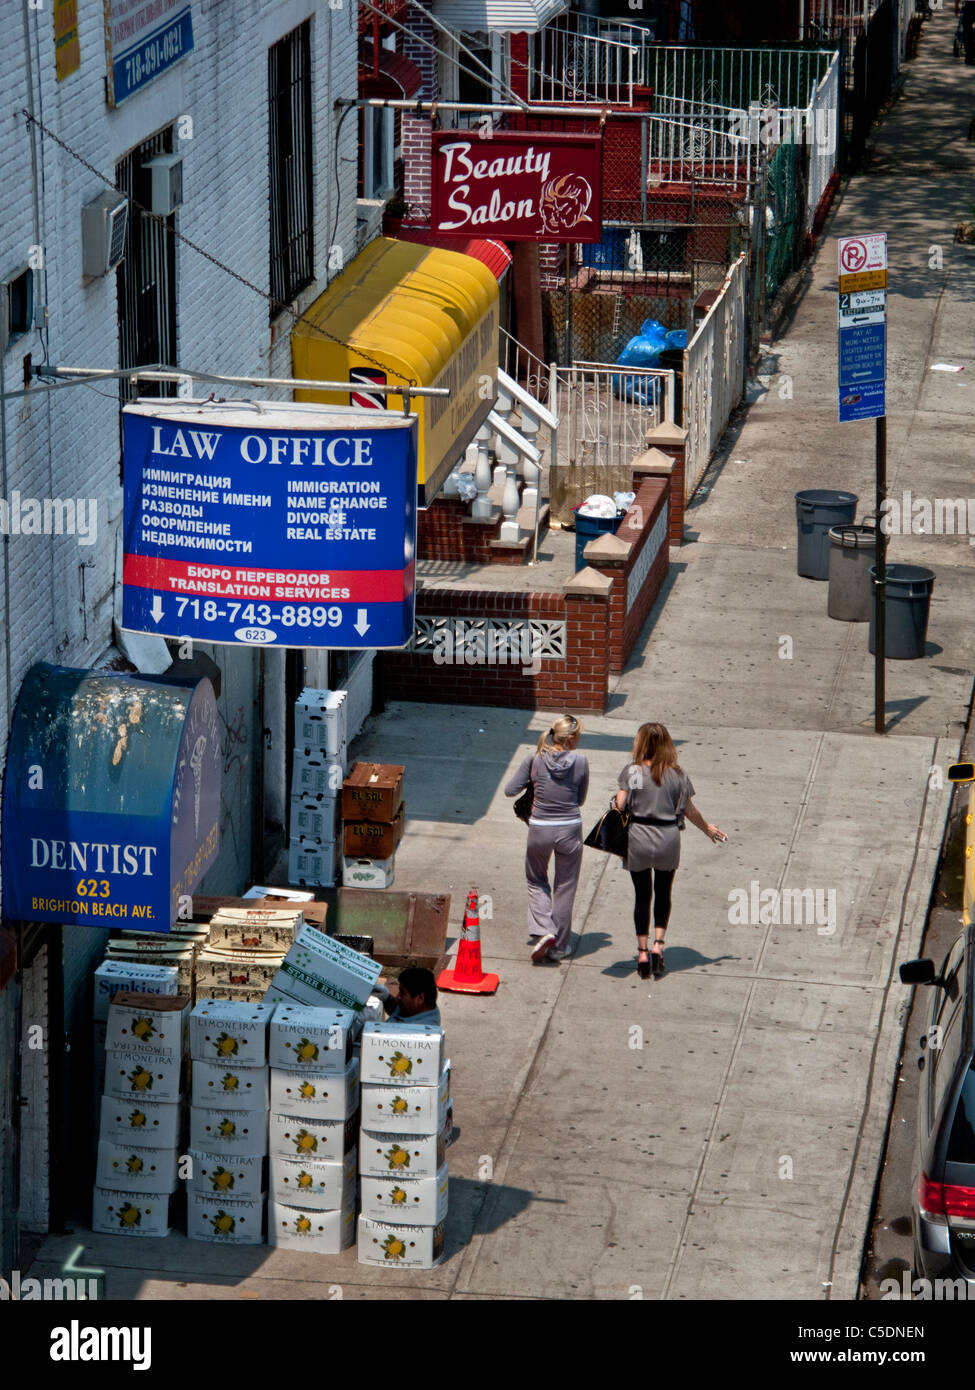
top-left (899, 762), bottom-right (975, 1286)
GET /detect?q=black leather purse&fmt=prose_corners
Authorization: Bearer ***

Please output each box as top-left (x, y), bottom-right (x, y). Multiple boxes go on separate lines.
top-left (584, 799), bottom-right (630, 857)
top-left (513, 780), bottom-right (534, 823)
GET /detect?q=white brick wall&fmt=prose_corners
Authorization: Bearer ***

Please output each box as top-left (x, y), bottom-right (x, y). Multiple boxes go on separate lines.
top-left (0, 1), bottom-right (358, 898)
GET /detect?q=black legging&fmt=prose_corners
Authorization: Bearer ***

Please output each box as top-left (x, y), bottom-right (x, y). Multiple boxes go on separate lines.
top-left (630, 867), bottom-right (675, 935)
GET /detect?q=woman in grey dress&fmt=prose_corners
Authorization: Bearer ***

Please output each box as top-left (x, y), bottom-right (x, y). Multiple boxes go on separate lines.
top-left (615, 722), bottom-right (724, 978)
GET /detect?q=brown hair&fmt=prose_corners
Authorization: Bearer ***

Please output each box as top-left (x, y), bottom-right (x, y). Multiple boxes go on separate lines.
top-left (631, 722), bottom-right (681, 786)
top-left (536, 714), bottom-right (583, 755)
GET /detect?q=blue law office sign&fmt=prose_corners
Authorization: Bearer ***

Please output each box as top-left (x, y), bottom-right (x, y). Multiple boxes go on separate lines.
top-left (121, 401), bottom-right (418, 650)
top-left (105, 1), bottom-right (194, 107)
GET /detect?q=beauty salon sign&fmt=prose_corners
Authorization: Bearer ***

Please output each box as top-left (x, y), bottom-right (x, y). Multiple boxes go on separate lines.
top-left (430, 131), bottom-right (603, 243)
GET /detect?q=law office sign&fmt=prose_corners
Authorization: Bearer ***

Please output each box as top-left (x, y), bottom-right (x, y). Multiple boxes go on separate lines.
top-left (1, 664), bottom-right (221, 933)
top-left (104, 0), bottom-right (193, 107)
top-left (430, 131), bottom-right (603, 242)
top-left (121, 401), bottom-right (418, 649)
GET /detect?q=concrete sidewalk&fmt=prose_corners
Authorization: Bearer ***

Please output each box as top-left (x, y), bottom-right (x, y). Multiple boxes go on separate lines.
top-left (31, 10), bottom-right (975, 1299)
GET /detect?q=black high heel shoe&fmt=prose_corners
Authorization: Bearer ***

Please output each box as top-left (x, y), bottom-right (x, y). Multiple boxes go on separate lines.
top-left (651, 942), bottom-right (666, 976)
top-left (637, 948), bottom-right (651, 980)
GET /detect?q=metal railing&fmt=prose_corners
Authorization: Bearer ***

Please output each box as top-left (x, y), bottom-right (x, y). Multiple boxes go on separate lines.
top-left (643, 43), bottom-right (837, 114)
top-left (499, 326), bottom-right (551, 405)
top-left (684, 254), bottom-right (746, 499)
top-left (528, 20), bottom-right (643, 105)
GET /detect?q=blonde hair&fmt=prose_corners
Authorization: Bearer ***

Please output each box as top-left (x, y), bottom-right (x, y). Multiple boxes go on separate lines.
top-left (536, 714), bottom-right (583, 755)
top-left (631, 722), bottom-right (681, 785)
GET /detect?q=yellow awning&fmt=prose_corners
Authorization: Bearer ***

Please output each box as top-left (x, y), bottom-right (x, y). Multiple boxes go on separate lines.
top-left (292, 238), bottom-right (499, 506)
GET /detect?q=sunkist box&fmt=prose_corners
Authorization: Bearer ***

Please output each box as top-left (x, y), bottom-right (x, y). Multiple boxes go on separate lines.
top-left (269, 1111), bottom-right (358, 1163)
top-left (358, 1022), bottom-right (444, 1087)
top-left (359, 1163), bottom-right (449, 1227)
top-left (187, 1191), bottom-right (265, 1245)
top-left (99, 1095), bottom-right (182, 1150)
top-left (359, 1063), bottom-right (450, 1136)
top-left (103, 1050), bottom-right (182, 1104)
top-left (270, 1147), bottom-right (357, 1211)
top-left (190, 1108), bottom-right (268, 1157)
top-left (190, 1000), bottom-right (275, 1068)
top-left (271, 924), bottom-right (381, 1013)
top-left (268, 1003), bottom-right (359, 1072)
top-left (357, 1216), bottom-right (446, 1269)
top-left (358, 1127), bottom-right (446, 1181)
top-left (269, 1200), bottom-right (356, 1254)
top-left (95, 1139), bottom-right (179, 1195)
top-left (104, 993), bottom-right (191, 1061)
top-left (93, 961), bottom-right (179, 1023)
top-left (186, 1149), bottom-right (266, 1201)
top-left (92, 1189), bottom-right (176, 1238)
top-left (270, 1055), bottom-right (359, 1121)
top-left (191, 1059), bottom-right (269, 1112)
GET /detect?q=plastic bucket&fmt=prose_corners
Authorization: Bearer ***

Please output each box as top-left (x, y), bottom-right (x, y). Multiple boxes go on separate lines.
top-left (868, 564), bottom-right (935, 659)
top-left (795, 489), bottom-right (858, 579)
top-left (574, 510), bottom-right (624, 573)
top-left (827, 524), bottom-right (876, 622)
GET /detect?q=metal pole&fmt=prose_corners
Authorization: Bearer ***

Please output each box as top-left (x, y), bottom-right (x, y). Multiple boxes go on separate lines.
top-left (564, 244), bottom-right (573, 366)
top-left (874, 412), bottom-right (887, 733)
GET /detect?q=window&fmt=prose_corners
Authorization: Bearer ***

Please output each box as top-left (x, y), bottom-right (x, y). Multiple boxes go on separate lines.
top-left (269, 21), bottom-right (314, 312)
top-left (932, 1006), bottom-right (965, 1126)
top-left (450, 32), bottom-right (505, 126)
top-left (948, 1064), bottom-right (975, 1164)
top-left (5, 268), bottom-right (34, 349)
top-left (116, 128), bottom-right (177, 405)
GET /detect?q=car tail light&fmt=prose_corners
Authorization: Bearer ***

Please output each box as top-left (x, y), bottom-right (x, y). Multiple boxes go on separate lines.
top-left (919, 1173), bottom-right (975, 1221)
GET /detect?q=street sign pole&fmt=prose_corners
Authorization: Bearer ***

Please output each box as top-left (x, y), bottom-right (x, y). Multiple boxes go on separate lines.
top-left (875, 414), bottom-right (887, 734)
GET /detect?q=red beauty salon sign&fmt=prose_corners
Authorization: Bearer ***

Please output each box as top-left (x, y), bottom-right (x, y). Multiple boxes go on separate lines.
top-left (430, 131), bottom-right (603, 242)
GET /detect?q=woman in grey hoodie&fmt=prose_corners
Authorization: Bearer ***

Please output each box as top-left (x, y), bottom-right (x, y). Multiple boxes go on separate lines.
top-left (505, 715), bottom-right (589, 963)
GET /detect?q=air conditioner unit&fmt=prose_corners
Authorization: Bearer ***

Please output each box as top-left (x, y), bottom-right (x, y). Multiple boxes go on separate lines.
top-left (143, 153), bottom-right (184, 215)
top-left (355, 198), bottom-right (385, 253)
top-left (81, 191), bottom-right (129, 278)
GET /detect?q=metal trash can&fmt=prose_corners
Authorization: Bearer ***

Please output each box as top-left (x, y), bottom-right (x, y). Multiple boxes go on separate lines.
top-left (574, 509), bottom-right (625, 573)
top-left (868, 564), bottom-right (935, 659)
top-left (795, 489), bottom-right (858, 579)
top-left (827, 524), bottom-right (877, 621)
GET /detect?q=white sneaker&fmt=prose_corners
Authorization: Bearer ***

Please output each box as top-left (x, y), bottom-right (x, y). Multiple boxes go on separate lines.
top-left (530, 933), bottom-right (556, 962)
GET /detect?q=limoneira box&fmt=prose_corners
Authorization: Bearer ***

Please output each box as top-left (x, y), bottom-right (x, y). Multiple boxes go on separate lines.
top-left (268, 1003), bottom-right (359, 1072)
top-left (105, 993), bottom-right (191, 1061)
top-left (270, 1147), bottom-right (357, 1211)
top-left (270, 1056), bottom-right (359, 1121)
top-left (269, 1199), bottom-right (356, 1253)
top-left (360, 1064), bottom-right (450, 1136)
top-left (93, 961), bottom-right (179, 1022)
top-left (359, 1127), bottom-right (446, 1181)
top-left (95, 1139), bottom-right (179, 1195)
top-left (103, 1050), bottom-right (182, 1104)
top-left (357, 1216), bottom-right (446, 1269)
top-left (359, 1163), bottom-right (449, 1227)
top-left (192, 1059), bottom-right (269, 1112)
top-left (190, 1000), bottom-right (275, 1068)
top-left (272, 924), bottom-right (381, 1013)
top-left (269, 1111), bottom-right (358, 1163)
top-left (187, 1191), bottom-right (265, 1245)
top-left (358, 1022), bottom-right (444, 1087)
top-left (99, 1095), bottom-right (182, 1150)
top-left (190, 1107), bottom-right (268, 1157)
top-left (187, 1149), bottom-right (266, 1201)
top-left (92, 1188), bottom-right (176, 1238)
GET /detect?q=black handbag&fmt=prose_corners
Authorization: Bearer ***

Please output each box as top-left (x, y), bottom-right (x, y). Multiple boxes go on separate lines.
top-left (513, 780), bottom-right (534, 823)
top-left (584, 799), bottom-right (630, 857)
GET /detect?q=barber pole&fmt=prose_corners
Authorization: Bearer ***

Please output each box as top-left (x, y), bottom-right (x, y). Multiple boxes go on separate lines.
top-left (437, 888), bottom-right (500, 995)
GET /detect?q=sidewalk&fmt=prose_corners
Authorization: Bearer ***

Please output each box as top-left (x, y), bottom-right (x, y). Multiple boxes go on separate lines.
top-left (31, 11), bottom-right (975, 1299)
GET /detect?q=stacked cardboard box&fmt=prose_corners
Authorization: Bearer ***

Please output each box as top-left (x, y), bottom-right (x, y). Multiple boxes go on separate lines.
top-left (289, 689), bottom-right (348, 887)
top-left (92, 992), bottom-right (190, 1238)
top-left (356, 1022), bottom-right (449, 1269)
top-left (195, 903), bottom-right (304, 1003)
top-left (266, 922), bottom-right (381, 1014)
top-left (341, 763), bottom-right (406, 890)
top-left (186, 1000), bottom-right (275, 1245)
top-left (266, 1004), bottom-right (362, 1253)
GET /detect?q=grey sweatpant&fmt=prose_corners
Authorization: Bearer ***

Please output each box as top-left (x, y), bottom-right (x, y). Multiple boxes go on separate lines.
top-left (525, 822), bottom-right (583, 955)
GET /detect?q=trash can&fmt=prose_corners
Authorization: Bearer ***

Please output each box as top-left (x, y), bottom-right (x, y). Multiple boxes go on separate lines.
top-left (827, 524), bottom-right (876, 621)
top-left (868, 564), bottom-right (935, 659)
top-left (574, 509), bottom-right (625, 573)
top-left (795, 489), bottom-right (858, 579)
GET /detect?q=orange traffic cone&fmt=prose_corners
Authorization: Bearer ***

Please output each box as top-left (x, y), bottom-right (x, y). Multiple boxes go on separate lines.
top-left (437, 889), bottom-right (499, 995)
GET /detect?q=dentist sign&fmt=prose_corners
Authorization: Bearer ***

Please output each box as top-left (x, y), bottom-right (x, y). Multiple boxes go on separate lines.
top-left (430, 131), bottom-right (603, 242)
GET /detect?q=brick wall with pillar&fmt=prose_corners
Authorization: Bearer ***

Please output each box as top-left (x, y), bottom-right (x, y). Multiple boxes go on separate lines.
top-left (643, 424), bottom-right (688, 543)
top-left (382, 576), bottom-right (611, 713)
top-left (582, 475), bottom-right (669, 674)
top-left (401, 8), bottom-right (435, 219)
